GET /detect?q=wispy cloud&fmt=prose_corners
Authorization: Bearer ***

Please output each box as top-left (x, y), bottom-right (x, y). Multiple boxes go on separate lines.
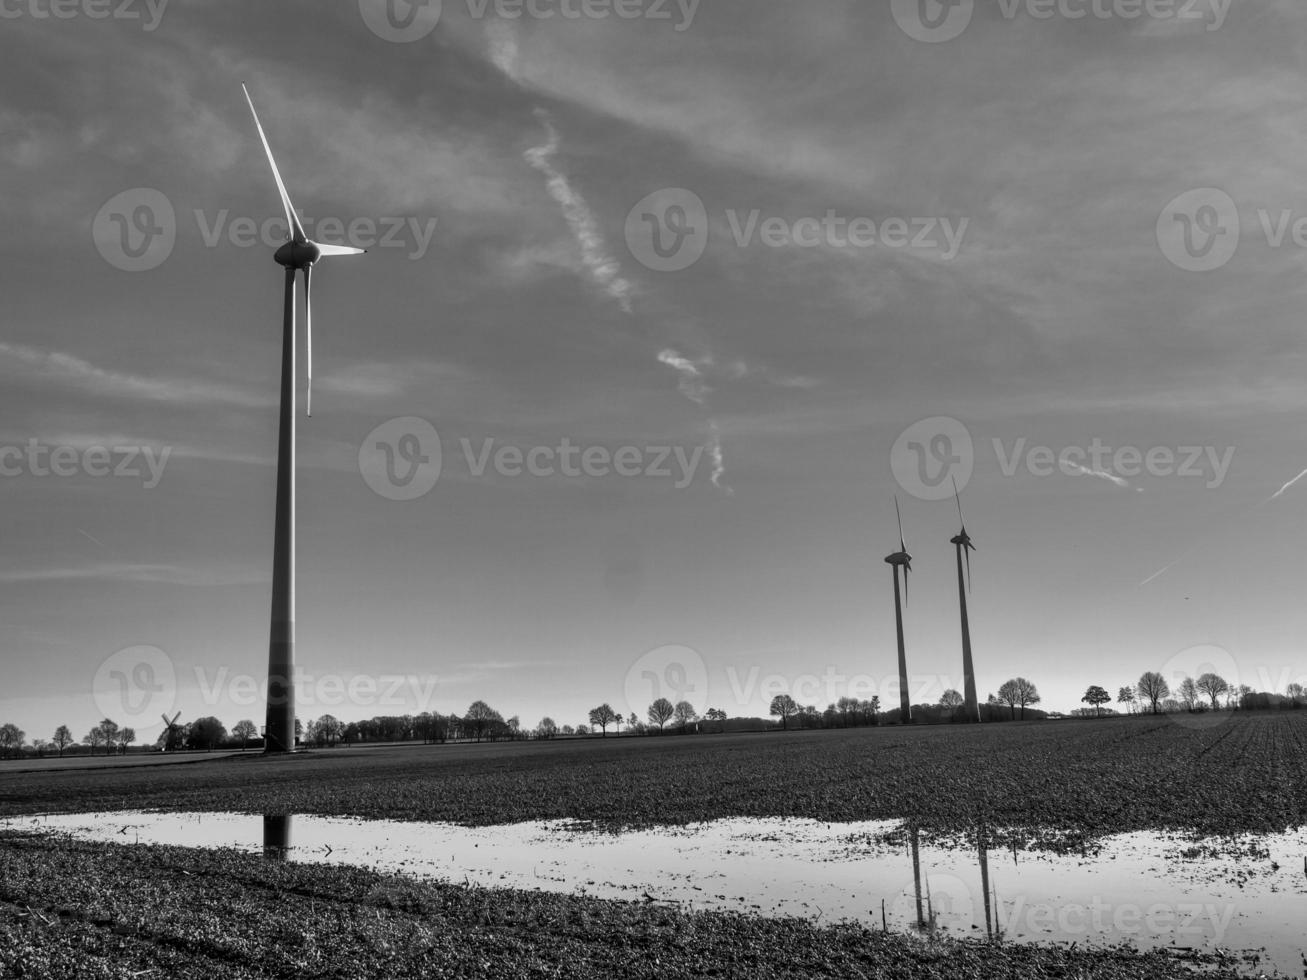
top-left (1065, 463), bottom-right (1134, 490)
top-left (0, 343), bottom-right (266, 408)
top-left (657, 349), bottom-right (711, 405)
top-left (658, 348), bottom-right (731, 495)
top-left (1271, 468), bottom-right (1307, 500)
top-left (0, 562), bottom-right (266, 587)
top-left (524, 112), bottom-right (635, 314)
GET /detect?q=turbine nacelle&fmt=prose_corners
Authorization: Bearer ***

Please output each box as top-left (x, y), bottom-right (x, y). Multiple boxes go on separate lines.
top-left (274, 240), bottom-right (322, 270)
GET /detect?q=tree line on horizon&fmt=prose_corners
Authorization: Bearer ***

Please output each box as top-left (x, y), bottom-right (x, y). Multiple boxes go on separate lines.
top-left (4, 675), bottom-right (1305, 759)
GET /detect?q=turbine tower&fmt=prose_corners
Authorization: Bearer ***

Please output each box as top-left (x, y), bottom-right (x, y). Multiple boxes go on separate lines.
top-left (950, 479), bottom-right (981, 723)
top-left (242, 84), bottom-right (366, 753)
top-left (884, 497), bottom-right (913, 724)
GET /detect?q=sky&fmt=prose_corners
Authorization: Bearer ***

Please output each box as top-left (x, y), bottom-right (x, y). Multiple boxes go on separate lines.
top-left (3, 0), bottom-right (1307, 746)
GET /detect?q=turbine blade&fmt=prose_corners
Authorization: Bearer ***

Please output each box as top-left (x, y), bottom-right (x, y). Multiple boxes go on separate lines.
top-left (304, 264), bottom-right (312, 418)
top-left (313, 242), bottom-right (367, 257)
top-left (965, 545), bottom-right (972, 595)
top-left (895, 495), bottom-right (906, 552)
top-left (953, 475), bottom-right (966, 530)
top-left (242, 83), bottom-right (305, 244)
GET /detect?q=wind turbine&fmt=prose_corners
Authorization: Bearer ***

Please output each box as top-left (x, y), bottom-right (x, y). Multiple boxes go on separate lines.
top-left (242, 84), bottom-right (366, 753)
top-left (950, 478), bottom-right (981, 723)
top-left (884, 497), bottom-right (913, 724)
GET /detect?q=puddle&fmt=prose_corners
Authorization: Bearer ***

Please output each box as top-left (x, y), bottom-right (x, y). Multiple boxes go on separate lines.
top-left (4, 811), bottom-right (1304, 973)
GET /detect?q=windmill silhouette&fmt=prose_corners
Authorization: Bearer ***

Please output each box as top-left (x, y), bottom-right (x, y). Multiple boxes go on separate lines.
top-left (241, 85), bottom-right (367, 753)
top-left (884, 498), bottom-right (913, 724)
top-left (159, 712), bottom-right (182, 752)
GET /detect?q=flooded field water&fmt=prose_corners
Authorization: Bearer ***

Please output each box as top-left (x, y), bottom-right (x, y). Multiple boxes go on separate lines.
top-left (5, 811), bottom-right (1303, 973)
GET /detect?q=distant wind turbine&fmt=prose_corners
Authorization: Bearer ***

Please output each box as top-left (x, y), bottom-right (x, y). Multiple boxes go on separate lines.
top-left (242, 84), bottom-right (366, 753)
top-left (884, 497), bottom-right (913, 724)
top-left (950, 479), bottom-right (981, 723)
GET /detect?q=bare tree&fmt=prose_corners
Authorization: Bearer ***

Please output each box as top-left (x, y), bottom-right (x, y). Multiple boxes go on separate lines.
top-left (1117, 687), bottom-right (1136, 714)
top-left (997, 678), bottom-right (1041, 720)
top-left (0, 724), bottom-right (24, 760)
top-left (1136, 672), bottom-right (1170, 715)
top-left (1288, 682), bottom-right (1306, 707)
top-left (52, 725), bottom-right (73, 758)
top-left (1195, 673), bottom-right (1229, 711)
top-left (939, 689), bottom-right (964, 710)
top-left (465, 701), bottom-right (501, 742)
top-left (83, 727), bottom-right (104, 756)
top-left (232, 720), bottom-right (258, 751)
top-left (769, 694), bottom-right (799, 730)
top-left (97, 718), bottom-right (119, 753)
top-left (1177, 676), bottom-right (1199, 711)
top-left (117, 727), bottom-right (136, 755)
top-left (673, 701), bottom-right (697, 732)
top-left (588, 703), bottom-right (618, 737)
top-left (536, 717), bottom-right (557, 739)
top-left (647, 697), bottom-right (675, 731)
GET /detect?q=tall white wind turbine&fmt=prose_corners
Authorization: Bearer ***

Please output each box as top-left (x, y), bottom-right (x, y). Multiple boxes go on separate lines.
top-left (242, 83), bottom-right (366, 753)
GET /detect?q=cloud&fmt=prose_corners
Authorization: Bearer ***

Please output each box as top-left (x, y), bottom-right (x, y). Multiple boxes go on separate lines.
top-left (707, 420), bottom-right (731, 496)
top-left (1271, 468), bottom-right (1307, 500)
top-left (658, 348), bottom-right (731, 495)
top-left (657, 349), bottom-right (711, 405)
top-left (488, 21), bottom-right (521, 81)
top-left (1065, 463), bottom-right (1131, 489)
top-left (0, 562), bottom-right (266, 587)
top-left (524, 112), bottom-right (635, 314)
top-left (0, 343), bottom-right (266, 408)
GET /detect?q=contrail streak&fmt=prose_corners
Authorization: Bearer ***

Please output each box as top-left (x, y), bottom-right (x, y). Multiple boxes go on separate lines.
top-left (524, 113), bottom-right (635, 314)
